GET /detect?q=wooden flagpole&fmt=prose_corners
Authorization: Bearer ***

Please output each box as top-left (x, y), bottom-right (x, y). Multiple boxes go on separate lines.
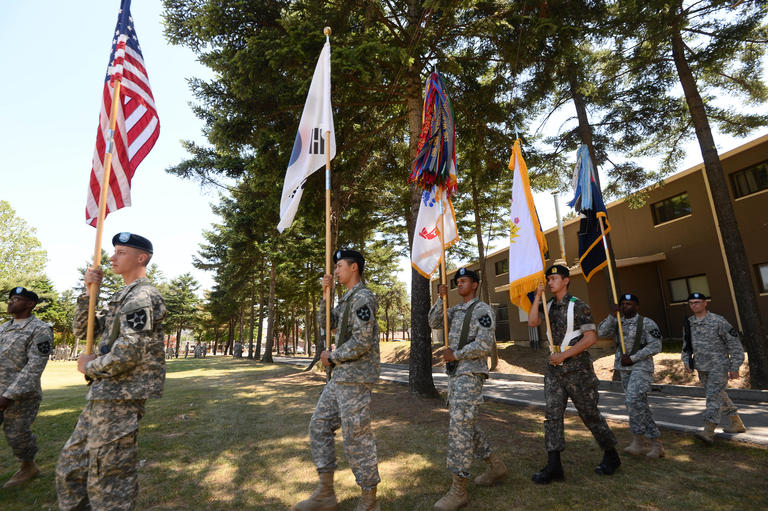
top-left (599, 217), bottom-right (626, 354)
top-left (540, 286), bottom-right (556, 353)
top-left (85, 80), bottom-right (123, 356)
top-left (437, 188), bottom-right (450, 348)
top-left (324, 27), bottom-right (332, 351)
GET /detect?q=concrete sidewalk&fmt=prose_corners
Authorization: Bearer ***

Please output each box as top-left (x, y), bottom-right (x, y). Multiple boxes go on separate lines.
top-left (275, 357), bottom-right (768, 447)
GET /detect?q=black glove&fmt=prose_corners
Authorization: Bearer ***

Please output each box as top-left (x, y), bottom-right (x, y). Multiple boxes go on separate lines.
top-left (620, 354), bottom-right (634, 366)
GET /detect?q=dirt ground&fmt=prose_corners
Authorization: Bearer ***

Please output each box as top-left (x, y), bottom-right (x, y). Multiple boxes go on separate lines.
top-left (380, 341), bottom-right (752, 388)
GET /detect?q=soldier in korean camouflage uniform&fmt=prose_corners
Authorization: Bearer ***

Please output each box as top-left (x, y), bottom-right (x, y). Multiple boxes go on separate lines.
top-left (598, 293), bottom-right (664, 458)
top-left (682, 292), bottom-right (746, 444)
top-left (428, 268), bottom-right (507, 511)
top-left (56, 233), bottom-right (166, 511)
top-left (293, 249), bottom-right (380, 511)
top-left (0, 286), bottom-right (52, 488)
top-left (528, 264), bottom-right (619, 484)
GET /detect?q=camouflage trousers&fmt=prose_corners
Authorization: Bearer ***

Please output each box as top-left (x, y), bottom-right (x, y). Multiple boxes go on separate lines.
top-left (56, 399), bottom-right (146, 511)
top-left (446, 374), bottom-right (492, 477)
top-left (309, 380), bottom-right (380, 489)
top-left (2, 394), bottom-right (41, 462)
top-left (619, 370), bottom-right (660, 439)
top-left (544, 352), bottom-right (617, 452)
top-left (698, 370), bottom-right (737, 424)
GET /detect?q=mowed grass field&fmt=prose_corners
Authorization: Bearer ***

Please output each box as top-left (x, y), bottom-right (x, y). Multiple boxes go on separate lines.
top-left (1, 357), bottom-right (767, 510)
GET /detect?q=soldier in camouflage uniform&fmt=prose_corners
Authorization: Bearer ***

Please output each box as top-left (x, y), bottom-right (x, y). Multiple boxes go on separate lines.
top-left (598, 293), bottom-right (664, 458)
top-left (0, 286), bottom-right (52, 488)
top-left (682, 292), bottom-right (746, 444)
top-left (428, 267), bottom-right (507, 511)
top-left (293, 249), bottom-right (380, 511)
top-left (56, 233), bottom-right (166, 511)
top-left (528, 264), bottom-right (619, 484)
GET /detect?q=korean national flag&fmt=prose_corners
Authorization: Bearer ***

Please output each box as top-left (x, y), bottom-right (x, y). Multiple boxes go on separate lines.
top-left (277, 41), bottom-right (336, 232)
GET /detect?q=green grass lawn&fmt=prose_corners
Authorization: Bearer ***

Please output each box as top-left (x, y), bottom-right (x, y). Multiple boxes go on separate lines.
top-left (1, 358), bottom-right (767, 510)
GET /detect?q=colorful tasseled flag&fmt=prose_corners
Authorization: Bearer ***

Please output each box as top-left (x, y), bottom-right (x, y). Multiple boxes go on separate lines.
top-left (408, 72), bottom-right (457, 196)
top-left (507, 140), bottom-right (548, 312)
top-left (85, 0), bottom-right (159, 227)
top-left (568, 145), bottom-right (610, 281)
top-left (411, 186), bottom-right (459, 278)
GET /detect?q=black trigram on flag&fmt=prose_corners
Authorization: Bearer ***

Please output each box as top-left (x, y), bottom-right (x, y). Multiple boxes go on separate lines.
top-left (309, 128), bottom-right (325, 154)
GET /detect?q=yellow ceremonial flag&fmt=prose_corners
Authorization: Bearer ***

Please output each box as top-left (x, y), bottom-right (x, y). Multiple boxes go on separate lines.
top-left (507, 140), bottom-right (548, 312)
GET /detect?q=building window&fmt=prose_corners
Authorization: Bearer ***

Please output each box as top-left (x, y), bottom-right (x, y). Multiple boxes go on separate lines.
top-left (757, 263), bottom-right (768, 293)
top-left (495, 259), bottom-right (509, 276)
top-left (731, 161), bottom-right (768, 199)
top-left (651, 192), bottom-right (691, 225)
top-left (496, 306), bottom-right (509, 322)
top-left (669, 274), bottom-right (710, 303)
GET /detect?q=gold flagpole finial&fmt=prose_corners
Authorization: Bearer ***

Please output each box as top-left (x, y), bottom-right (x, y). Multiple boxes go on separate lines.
top-left (324, 26), bottom-right (331, 36)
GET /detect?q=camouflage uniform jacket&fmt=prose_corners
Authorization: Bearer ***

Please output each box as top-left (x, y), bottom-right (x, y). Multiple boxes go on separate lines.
top-left (598, 314), bottom-right (662, 372)
top-left (428, 297), bottom-right (495, 377)
top-left (318, 282), bottom-right (380, 384)
top-left (73, 277), bottom-right (166, 400)
top-left (681, 312), bottom-right (744, 373)
top-left (542, 293), bottom-right (596, 352)
top-left (0, 315), bottom-right (52, 400)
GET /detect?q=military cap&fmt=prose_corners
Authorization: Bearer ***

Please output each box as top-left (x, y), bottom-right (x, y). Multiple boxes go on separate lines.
top-left (620, 293), bottom-right (639, 304)
top-left (688, 292), bottom-right (708, 301)
top-left (546, 264), bottom-right (569, 278)
top-left (333, 249), bottom-right (365, 272)
top-left (452, 267), bottom-right (480, 284)
top-left (9, 286), bottom-right (39, 304)
top-left (112, 232), bottom-right (153, 254)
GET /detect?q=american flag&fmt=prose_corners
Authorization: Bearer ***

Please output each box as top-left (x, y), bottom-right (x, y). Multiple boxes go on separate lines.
top-left (86, 0), bottom-right (159, 226)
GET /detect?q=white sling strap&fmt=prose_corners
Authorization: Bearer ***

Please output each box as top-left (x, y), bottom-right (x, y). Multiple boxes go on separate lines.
top-left (549, 297), bottom-right (581, 351)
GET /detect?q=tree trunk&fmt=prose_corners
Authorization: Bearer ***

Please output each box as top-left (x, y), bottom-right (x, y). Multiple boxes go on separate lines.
top-left (248, 278), bottom-right (255, 359)
top-left (471, 174), bottom-right (498, 370)
top-left (175, 323), bottom-right (183, 358)
top-left (262, 261), bottom-right (277, 363)
top-left (227, 318), bottom-right (235, 356)
top-left (256, 257), bottom-right (266, 360)
top-left (405, 50), bottom-right (439, 398)
top-left (671, 25), bottom-right (768, 388)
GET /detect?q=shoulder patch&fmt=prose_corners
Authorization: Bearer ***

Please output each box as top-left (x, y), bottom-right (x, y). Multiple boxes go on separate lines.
top-left (356, 305), bottom-right (371, 322)
top-left (648, 327), bottom-right (661, 339)
top-left (37, 340), bottom-right (52, 355)
top-left (728, 327), bottom-right (739, 337)
top-left (478, 314), bottom-right (492, 328)
top-left (126, 309), bottom-right (149, 331)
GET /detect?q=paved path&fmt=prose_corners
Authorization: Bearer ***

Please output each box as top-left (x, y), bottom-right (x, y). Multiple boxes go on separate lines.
top-left (275, 357), bottom-right (768, 447)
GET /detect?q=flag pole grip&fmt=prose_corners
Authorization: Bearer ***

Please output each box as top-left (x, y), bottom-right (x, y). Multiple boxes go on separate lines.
top-left (599, 216), bottom-right (626, 354)
top-left (85, 79), bottom-right (122, 357)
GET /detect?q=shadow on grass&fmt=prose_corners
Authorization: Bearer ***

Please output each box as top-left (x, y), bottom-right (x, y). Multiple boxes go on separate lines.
top-left (2, 357), bottom-right (767, 510)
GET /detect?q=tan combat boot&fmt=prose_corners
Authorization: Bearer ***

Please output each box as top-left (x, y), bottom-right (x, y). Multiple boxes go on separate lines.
top-left (293, 471), bottom-right (338, 511)
top-left (723, 414), bottom-right (747, 433)
top-left (623, 435), bottom-right (648, 456)
top-left (3, 461), bottom-right (40, 488)
top-left (354, 486), bottom-right (380, 511)
top-left (474, 453), bottom-right (508, 486)
top-left (694, 422), bottom-right (716, 445)
top-left (434, 474), bottom-right (468, 511)
top-left (646, 438), bottom-right (665, 458)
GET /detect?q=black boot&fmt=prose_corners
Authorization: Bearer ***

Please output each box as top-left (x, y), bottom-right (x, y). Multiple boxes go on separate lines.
top-left (532, 451), bottom-right (564, 484)
top-left (594, 448), bottom-right (621, 476)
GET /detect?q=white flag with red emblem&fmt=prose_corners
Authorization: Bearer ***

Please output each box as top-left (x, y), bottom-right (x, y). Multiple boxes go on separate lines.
top-left (411, 186), bottom-right (459, 278)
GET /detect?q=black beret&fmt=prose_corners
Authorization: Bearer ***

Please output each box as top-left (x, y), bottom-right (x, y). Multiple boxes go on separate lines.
top-left (620, 293), bottom-right (639, 304)
top-left (112, 232), bottom-right (153, 254)
top-left (546, 264), bottom-right (569, 278)
top-left (453, 267), bottom-right (480, 284)
top-left (688, 292), bottom-right (708, 301)
top-left (9, 286), bottom-right (39, 304)
top-left (333, 249), bottom-right (364, 272)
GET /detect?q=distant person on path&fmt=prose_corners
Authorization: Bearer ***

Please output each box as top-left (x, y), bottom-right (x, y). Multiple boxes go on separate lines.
top-left (429, 267), bottom-right (507, 511)
top-left (528, 263), bottom-right (620, 484)
top-left (598, 293), bottom-right (664, 458)
top-left (0, 286), bottom-right (52, 488)
top-left (682, 292), bottom-right (746, 444)
top-left (293, 250), bottom-right (381, 511)
top-left (233, 341), bottom-right (243, 358)
top-left (56, 233), bottom-right (166, 511)
top-left (184, 342), bottom-right (189, 358)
